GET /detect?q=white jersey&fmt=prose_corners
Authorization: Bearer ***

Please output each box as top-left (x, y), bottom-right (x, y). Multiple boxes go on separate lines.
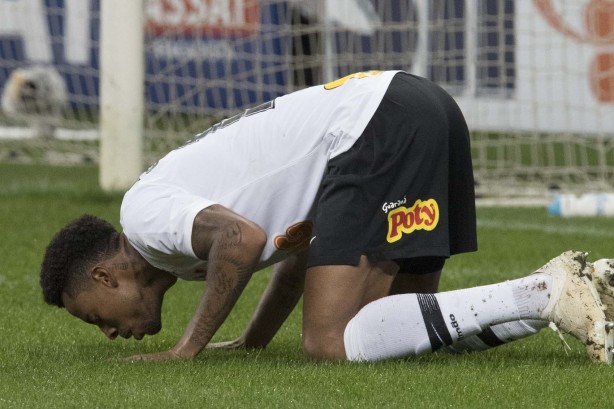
top-left (120, 70), bottom-right (398, 279)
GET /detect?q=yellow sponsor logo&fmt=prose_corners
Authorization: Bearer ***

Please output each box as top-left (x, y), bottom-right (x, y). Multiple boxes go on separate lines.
top-left (324, 70), bottom-right (383, 90)
top-left (386, 198), bottom-right (439, 243)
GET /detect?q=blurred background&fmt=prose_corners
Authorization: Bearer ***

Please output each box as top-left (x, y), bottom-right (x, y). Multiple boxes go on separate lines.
top-left (0, 0), bottom-right (613, 199)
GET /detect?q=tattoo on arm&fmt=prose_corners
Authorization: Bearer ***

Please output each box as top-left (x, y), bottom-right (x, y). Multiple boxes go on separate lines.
top-left (182, 218), bottom-right (263, 350)
top-left (214, 272), bottom-right (233, 296)
top-left (217, 222), bottom-right (242, 250)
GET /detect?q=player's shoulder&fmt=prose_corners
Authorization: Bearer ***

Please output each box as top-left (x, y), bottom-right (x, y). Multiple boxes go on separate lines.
top-left (120, 181), bottom-right (169, 226)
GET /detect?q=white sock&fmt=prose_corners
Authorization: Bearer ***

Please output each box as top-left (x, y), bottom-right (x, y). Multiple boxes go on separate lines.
top-left (344, 274), bottom-right (552, 361)
top-left (445, 320), bottom-right (547, 353)
top-left (445, 274), bottom-right (552, 353)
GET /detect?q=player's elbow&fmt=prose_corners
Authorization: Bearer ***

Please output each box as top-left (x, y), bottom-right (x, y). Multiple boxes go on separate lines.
top-left (239, 219), bottom-right (267, 257)
top-left (191, 205), bottom-right (267, 261)
top-left (221, 219), bottom-right (266, 273)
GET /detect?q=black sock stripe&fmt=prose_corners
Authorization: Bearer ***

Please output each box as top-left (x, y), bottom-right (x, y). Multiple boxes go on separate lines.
top-left (476, 327), bottom-right (507, 348)
top-left (416, 294), bottom-right (453, 351)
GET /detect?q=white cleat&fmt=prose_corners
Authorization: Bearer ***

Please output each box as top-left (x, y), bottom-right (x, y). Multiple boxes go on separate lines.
top-left (589, 258), bottom-right (614, 360)
top-left (536, 251), bottom-right (613, 364)
top-left (589, 259), bottom-right (614, 319)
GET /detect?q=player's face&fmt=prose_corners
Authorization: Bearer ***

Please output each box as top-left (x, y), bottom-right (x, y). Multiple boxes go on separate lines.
top-left (62, 280), bottom-right (163, 341)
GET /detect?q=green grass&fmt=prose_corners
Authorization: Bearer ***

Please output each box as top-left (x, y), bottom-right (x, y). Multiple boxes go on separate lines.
top-left (470, 132), bottom-right (614, 189)
top-left (2, 163), bottom-right (614, 408)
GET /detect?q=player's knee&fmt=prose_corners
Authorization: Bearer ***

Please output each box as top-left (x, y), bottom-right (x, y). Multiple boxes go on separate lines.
top-left (302, 330), bottom-right (346, 361)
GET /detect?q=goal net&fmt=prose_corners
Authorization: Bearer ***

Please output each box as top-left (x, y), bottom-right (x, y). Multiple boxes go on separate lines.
top-left (0, 0), bottom-right (613, 196)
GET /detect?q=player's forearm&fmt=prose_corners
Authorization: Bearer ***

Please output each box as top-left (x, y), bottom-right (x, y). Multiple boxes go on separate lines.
top-left (174, 267), bottom-right (253, 357)
top-left (175, 219), bottom-right (266, 357)
top-left (242, 253), bottom-right (307, 348)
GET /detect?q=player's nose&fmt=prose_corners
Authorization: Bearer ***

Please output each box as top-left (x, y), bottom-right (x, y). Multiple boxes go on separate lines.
top-left (101, 326), bottom-right (119, 340)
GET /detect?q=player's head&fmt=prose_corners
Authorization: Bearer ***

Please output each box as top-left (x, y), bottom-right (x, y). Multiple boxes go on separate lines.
top-left (40, 214), bottom-right (167, 340)
top-left (40, 214), bottom-right (119, 307)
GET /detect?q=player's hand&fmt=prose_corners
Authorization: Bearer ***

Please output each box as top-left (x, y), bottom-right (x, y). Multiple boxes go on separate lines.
top-left (118, 347), bottom-right (193, 362)
top-left (205, 336), bottom-right (248, 350)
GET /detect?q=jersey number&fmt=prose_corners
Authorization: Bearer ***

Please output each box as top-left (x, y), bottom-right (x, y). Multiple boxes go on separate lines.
top-left (144, 99), bottom-right (276, 175)
top-left (193, 99), bottom-right (276, 141)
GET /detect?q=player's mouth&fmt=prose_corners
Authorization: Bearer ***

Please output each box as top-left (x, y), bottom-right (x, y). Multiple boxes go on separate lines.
top-left (124, 324), bottom-right (161, 340)
top-left (145, 321), bottom-right (162, 336)
top-left (120, 331), bottom-right (133, 339)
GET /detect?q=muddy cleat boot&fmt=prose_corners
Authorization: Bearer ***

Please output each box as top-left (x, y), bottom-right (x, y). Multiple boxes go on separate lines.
top-left (536, 251), bottom-right (614, 364)
top-left (590, 259), bottom-right (614, 320)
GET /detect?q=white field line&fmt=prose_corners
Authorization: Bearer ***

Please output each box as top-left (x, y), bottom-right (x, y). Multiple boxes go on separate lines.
top-left (0, 179), bottom-right (85, 195)
top-left (0, 126), bottom-right (98, 140)
top-left (477, 218), bottom-right (614, 238)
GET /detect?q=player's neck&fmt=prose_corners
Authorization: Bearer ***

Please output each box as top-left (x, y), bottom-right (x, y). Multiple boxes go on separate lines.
top-left (118, 233), bottom-right (177, 289)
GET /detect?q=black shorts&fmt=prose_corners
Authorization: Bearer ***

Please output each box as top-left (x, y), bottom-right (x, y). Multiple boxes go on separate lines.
top-left (307, 72), bottom-right (477, 273)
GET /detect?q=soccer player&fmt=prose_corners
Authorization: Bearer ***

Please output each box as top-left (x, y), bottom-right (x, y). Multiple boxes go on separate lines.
top-left (40, 71), bottom-right (613, 363)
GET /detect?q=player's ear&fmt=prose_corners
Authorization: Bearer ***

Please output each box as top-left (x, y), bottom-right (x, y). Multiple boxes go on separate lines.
top-left (91, 265), bottom-right (118, 288)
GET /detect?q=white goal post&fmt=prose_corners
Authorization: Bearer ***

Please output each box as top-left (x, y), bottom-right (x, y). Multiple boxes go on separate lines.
top-left (99, 0), bottom-right (144, 191)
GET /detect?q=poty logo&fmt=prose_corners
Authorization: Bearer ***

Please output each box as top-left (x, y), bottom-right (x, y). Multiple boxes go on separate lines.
top-left (386, 198), bottom-right (439, 243)
top-left (534, 0), bottom-right (614, 103)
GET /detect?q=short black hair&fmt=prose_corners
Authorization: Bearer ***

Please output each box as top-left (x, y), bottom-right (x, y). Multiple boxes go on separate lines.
top-left (40, 214), bottom-right (120, 307)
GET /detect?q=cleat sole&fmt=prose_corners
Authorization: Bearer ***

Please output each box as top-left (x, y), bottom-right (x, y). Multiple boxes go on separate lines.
top-left (606, 321), bottom-right (614, 364)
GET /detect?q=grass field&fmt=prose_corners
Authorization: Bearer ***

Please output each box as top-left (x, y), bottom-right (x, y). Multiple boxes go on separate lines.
top-left (2, 163), bottom-right (614, 408)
